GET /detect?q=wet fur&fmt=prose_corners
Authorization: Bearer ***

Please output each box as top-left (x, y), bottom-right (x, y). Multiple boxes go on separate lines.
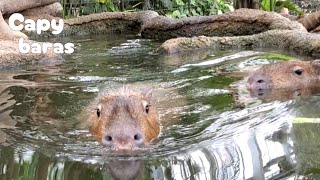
top-left (84, 86), bottom-right (160, 146)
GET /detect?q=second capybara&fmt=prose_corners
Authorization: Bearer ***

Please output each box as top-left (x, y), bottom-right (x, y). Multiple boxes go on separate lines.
top-left (85, 86), bottom-right (160, 151)
top-left (247, 60), bottom-right (320, 90)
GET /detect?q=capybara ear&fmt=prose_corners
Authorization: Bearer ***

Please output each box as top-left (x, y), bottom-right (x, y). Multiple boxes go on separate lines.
top-left (141, 88), bottom-right (153, 101)
top-left (311, 60), bottom-right (320, 74)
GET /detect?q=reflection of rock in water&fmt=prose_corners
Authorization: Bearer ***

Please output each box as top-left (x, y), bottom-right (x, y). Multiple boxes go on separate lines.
top-left (0, 88), bottom-right (18, 145)
top-left (105, 160), bottom-right (144, 180)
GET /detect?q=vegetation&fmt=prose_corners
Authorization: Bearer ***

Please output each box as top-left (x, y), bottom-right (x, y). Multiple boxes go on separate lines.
top-left (260, 0), bottom-right (304, 15)
top-left (60, 0), bottom-right (303, 19)
top-left (257, 53), bottom-right (293, 61)
top-left (165, 0), bottom-right (234, 18)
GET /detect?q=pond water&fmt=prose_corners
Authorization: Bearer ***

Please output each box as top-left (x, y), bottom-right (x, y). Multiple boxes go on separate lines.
top-left (0, 34), bottom-right (320, 180)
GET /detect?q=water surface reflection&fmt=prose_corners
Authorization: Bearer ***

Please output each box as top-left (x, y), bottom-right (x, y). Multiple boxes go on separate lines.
top-left (0, 35), bottom-right (319, 179)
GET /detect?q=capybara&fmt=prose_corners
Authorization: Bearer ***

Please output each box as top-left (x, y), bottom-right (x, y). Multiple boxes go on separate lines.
top-left (247, 60), bottom-right (320, 90)
top-left (86, 86), bottom-right (160, 151)
top-left (245, 59), bottom-right (320, 102)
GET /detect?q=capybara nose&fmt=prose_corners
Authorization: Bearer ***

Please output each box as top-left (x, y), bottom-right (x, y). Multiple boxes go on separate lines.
top-left (102, 131), bottom-right (145, 149)
top-left (247, 74), bottom-right (271, 90)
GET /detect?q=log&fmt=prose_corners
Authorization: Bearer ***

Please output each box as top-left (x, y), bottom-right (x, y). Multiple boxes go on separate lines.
top-left (0, 0), bottom-right (58, 15)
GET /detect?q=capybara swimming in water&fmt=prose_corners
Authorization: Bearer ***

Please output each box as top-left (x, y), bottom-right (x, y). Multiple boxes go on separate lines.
top-left (247, 60), bottom-right (320, 90)
top-left (86, 86), bottom-right (160, 151)
top-left (246, 60), bottom-right (320, 101)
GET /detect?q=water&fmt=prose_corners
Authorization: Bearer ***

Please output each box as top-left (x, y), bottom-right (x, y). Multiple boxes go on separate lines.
top-left (0, 34), bottom-right (319, 180)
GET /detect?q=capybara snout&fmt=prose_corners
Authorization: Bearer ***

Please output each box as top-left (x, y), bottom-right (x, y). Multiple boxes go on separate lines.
top-left (86, 87), bottom-right (160, 151)
top-left (246, 73), bottom-right (272, 90)
top-left (102, 128), bottom-right (145, 150)
top-left (247, 60), bottom-right (320, 90)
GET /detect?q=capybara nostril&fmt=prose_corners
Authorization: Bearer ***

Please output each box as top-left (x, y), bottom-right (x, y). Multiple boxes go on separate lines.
top-left (102, 130), bottom-right (145, 149)
top-left (105, 135), bottom-right (112, 142)
top-left (247, 73), bottom-right (271, 90)
top-left (102, 134), bottom-right (113, 147)
top-left (257, 79), bottom-right (265, 84)
top-left (133, 133), bottom-right (144, 146)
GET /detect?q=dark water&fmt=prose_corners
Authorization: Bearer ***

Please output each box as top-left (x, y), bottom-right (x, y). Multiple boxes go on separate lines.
top-left (0, 34), bottom-right (320, 180)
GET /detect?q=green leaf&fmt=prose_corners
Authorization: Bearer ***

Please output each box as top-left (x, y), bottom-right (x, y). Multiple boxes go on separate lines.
top-left (261, 0), bottom-right (270, 11)
top-left (96, 0), bottom-right (111, 3)
top-left (172, 10), bottom-right (181, 18)
top-left (191, 9), bottom-right (198, 16)
top-left (275, 1), bottom-right (304, 15)
top-left (191, 0), bottom-right (196, 6)
top-left (176, 0), bottom-right (185, 6)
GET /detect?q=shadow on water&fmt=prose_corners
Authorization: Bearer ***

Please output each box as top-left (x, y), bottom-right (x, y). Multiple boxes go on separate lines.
top-left (0, 34), bottom-right (319, 179)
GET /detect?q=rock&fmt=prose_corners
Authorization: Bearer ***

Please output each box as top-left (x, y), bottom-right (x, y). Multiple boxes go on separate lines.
top-left (0, 11), bottom-right (28, 41)
top-left (25, 11), bottom-right (159, 38)
top-left (19, 2), bottom-right (63, 18)
top-left (0, 11), bottom-right (61, 64)
top-left (0, 0), bottom-right (58, 15)
top-left (141, 9), bottom-right (306, 39)
top-left (0, 40), bottom-right (61, 64)
top-left (159, 30), bottom-right (320, 57)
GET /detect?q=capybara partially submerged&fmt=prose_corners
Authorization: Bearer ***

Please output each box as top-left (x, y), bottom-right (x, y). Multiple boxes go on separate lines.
top-left (86, 87), bottom-right (160, 151)
top-left (246, 60), bottom-right (320, 101)
top-left (247, 60), bottom-right (320, 90)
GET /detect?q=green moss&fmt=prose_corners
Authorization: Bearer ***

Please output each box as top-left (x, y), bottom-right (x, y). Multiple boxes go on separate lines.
top-left (257, 53), bottom-right (293, 61)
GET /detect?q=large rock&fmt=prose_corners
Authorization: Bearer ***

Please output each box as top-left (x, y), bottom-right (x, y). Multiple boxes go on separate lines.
top-left (25, 10), bottom-right (159, 38)
top-left (0, 11), bottom-right (27, 41)
top-left (0, 11), bottom-right (61, 64)
top-left (0, 0), bottom-right (58, 15)
top-left (0, 40), bottom-right (60, 64)
top-left (141, 9), bottom-right (306, 39)
top-left (62, 10), bottom-right (159, 36)
top-left (19, 2), bottom-right (63, 18)
top-left (159, 30), bottom-right (320, 56)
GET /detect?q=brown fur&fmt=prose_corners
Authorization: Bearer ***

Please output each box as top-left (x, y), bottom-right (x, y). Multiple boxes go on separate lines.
top-left (247, 60), bottom-right (320, 89)
top-left (86, 87), bottom-right (160, 145)
top-left (246, 60), bottom-right (320, 102)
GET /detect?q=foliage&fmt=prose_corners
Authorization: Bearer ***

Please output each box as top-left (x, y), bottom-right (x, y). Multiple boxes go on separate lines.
top-left (260, 0), bottom-right (304, 15)
top-left (166, 0), bottom-right (234, 18)
top-left (61, 0), bottom-right (118, 18)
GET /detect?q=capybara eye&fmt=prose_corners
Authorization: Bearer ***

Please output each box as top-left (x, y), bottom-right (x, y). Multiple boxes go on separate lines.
top-left (294, 69), bottom-right (303, 76)
top-left (96, 108), bottom-right (100, 117)
top-left (145, 105), bottom-right (150, 114)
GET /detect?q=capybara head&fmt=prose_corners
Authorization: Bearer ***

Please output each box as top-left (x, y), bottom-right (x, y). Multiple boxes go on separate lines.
top-left (247, 60), bottom-right (320, 90)
top-left (87, 87), bottom-right (160, 151)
